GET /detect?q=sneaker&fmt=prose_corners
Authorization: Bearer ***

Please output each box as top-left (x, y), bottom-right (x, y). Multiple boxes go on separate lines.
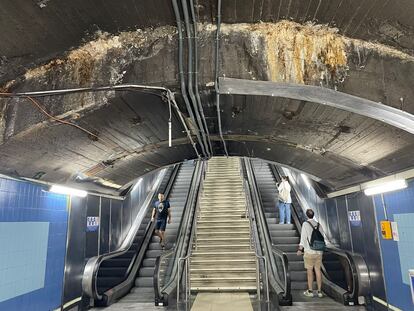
top-left (303, 290), bottom-right (314, 297)
top-left (317, 291), bottom-right (323, 298)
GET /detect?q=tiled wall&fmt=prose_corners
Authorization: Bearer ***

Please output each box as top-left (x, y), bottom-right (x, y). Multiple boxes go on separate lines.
top-left (0, 176), bottom-right (69, 311)
top-left (373, 179), bottom-right (414, 311)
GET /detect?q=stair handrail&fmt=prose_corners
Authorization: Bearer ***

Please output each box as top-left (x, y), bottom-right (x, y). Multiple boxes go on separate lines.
top-left (176, 159), bottom-right (206, 304)
top-left (242, 170), bottom-right (270, 302)
top-left (153, 160), bottom-right (204, 306)
top-left (244, 158), bottom-right (292, 304)
top-left (270, 164), bottom-right (371, 304)
top-left (82, 167), bottom-right (169, 301)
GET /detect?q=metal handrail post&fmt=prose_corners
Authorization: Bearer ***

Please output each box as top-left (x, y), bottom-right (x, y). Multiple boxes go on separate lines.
top-left (185, 259), bottom-right (188, 302)
top-left (177, 258), bottom-right (181, 304)
top-left (263, 257), bottom-right (270, 302)
top-left (187, 259), bottom-right (192, 301)
top-left (256, 257), bottom-right (261, 299)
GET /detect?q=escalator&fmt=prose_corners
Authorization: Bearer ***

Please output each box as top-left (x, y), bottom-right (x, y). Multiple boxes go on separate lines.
top-left (129, 161), bottom-right (196, 302)
top-left (246, 158), bottom-right (371, 307)
top-left (82, 161), bottom-right (198, 306)
top-left (95, 166), bottom-right (176, 296)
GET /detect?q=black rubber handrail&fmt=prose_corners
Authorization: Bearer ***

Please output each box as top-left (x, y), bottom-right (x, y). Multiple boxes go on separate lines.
top-left (154, 160), bottom-right (204, 306)
top-left (269, 164), bottom-right (371, 304)
top-left (243, 158), bottom-right (292, 305)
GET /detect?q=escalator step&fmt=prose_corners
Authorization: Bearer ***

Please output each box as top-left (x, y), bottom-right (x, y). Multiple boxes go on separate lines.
top-left (145, 250), bottom-right (162, 258)
top-left (138, 267), bottom-right (155, 277)
top-left (272, 237), bottom-right (300, 244)
top-left (270, 230), bottom-right (298, 237)
top-left (142, 258), bottom-right (156, 267)
top-left (135, 276), bottom-right (154, 287)
top-left (290, 271), bottom-right (307, 281)
top-left (274, 244), bottom-right (298, 252)
top-left (291, 281), bottom-right (308, 290)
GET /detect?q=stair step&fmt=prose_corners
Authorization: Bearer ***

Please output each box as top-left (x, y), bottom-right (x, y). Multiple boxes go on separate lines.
top-left (191, 276), bottom-right (256, 281)
top-left (190, 267), bottom-right (256, 272)
top-left (191, 258), bottom-right (255, 264)
top-left (196, 237), bottom-right (250, 242)
top-left (190, 286), bottom-right (256, 292)
top-left (194, 244), bottom-right (251, 250)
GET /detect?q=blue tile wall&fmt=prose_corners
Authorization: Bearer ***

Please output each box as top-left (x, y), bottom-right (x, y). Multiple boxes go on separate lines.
top-left (374, 179), bottom-right (414, 311)
top-left (0, 177), bottom-right (69, 311)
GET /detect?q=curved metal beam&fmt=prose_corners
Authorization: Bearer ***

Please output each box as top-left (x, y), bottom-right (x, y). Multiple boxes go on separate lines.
top-left (218, 77), bottom-right (414, 135)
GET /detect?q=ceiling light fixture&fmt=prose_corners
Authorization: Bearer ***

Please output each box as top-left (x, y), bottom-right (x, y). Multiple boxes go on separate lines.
top-left (50, 185), bottom-right (88, 197)
top-left (364, 179), bottom-right (407, 196)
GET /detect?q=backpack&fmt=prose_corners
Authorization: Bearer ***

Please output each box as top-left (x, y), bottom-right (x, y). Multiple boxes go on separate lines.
top-left (307, 221), bottom-right (326, 251)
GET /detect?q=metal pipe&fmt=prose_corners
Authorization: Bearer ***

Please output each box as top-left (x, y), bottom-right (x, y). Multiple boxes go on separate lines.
top-left (171, 0), bottom-right (207, 158)
top-left (180, 0), bottom-right (210, 158)
top-left (214, 0), bottom-right (228, 156)
top-left (189, 0), bottom-right (213, 156)
top-left (2, 84), bottom-right (201, 158)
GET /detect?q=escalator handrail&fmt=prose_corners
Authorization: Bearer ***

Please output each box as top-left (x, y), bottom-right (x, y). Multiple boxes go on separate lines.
top-left (82, 167), bottom-right (169, 300)
top-left (243, 158), bottom-right (291, 301)
top-left (270, 164), bottom-right (371, 300)
top-left (153, 160), bottom-right (204, 304)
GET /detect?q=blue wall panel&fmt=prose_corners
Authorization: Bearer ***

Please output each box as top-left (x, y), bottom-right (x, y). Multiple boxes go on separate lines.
top-left (374, 180), bottom-right (414, 311)
top-left (0, 177), bottom-right (68, 311)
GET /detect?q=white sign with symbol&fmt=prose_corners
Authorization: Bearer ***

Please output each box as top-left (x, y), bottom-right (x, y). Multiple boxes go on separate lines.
top-left (348, 211), bottom-right (361, 227)
top-left (87, 216), bottom-right (100, 232)
top-left (391, 222), bottom-right (399, 241)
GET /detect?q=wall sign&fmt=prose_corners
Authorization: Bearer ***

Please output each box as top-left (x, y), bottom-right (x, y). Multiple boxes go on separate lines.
top-left (391, 221), bottom-right (399, 241)
top-left (86, 216), bottom-right (100, 232)
top-left (348, 210), bottom-right (362, 227)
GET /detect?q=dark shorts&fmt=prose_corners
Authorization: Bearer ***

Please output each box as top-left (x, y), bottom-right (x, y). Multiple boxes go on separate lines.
top-left (155, 218), bottom-right (167, 231)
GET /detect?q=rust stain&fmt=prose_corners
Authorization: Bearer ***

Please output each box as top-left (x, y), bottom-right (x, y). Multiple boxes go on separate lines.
top-left (23, 26), bottom-right (177, 85)
top-left (249, 21), bottom-right (348, 85)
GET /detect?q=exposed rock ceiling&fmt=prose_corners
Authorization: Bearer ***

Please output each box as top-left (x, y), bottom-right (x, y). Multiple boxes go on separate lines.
top-left (0, 0), bottom-right (413, 192)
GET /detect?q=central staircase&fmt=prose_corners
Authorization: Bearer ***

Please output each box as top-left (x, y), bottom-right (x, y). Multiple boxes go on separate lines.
top-left (190, 157), bottom-right (258, 292)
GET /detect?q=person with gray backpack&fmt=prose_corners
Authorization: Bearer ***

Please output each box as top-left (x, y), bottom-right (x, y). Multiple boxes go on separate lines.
top-left (297, 209), bottom-right (327, 298)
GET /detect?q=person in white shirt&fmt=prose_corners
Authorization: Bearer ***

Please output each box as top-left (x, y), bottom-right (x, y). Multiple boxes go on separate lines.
top-left (297, 209), bottom-right (326, 298)
top-left (277, 176), bottom-right (292, 224)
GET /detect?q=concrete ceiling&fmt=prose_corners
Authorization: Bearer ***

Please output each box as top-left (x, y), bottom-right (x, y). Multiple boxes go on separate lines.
top-left (1, 0), bottom-right (414, 192)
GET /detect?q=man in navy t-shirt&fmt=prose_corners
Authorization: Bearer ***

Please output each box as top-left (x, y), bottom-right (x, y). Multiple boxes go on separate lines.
top-left (151, 192), bottom-right (171, 248)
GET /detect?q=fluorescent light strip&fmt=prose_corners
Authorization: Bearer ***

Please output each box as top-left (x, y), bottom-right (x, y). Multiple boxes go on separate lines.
top-left (372, 296), bottom-right (402, 311)
top-left (50, 185), bottom-right (88, 197)
top-left (364, 179), bottom-right (407, 196)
